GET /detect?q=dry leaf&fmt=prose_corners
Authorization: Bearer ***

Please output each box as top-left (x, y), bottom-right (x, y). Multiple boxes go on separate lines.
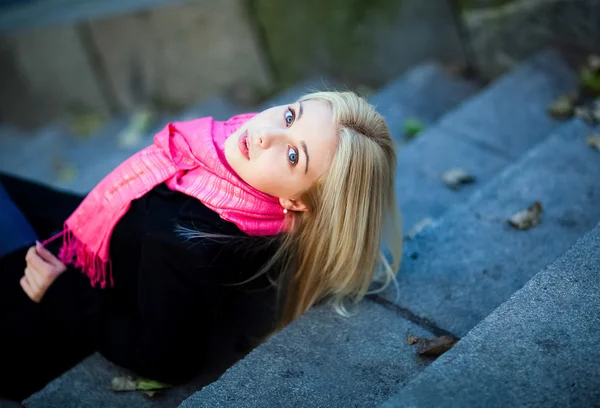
top-left (408, 335), bottom-right (459, 357)
top-left (587, 135), bottom-right (600, 152)
top-left (589, 55), bottom-right (600, 71)
top-left (405, 217), bottom-right (434, 240)
top-left (507, 201), bottom-right (543, 230)
top-left (109, 376), bottom-right (137, 392)
top-left (574, 106), bottom-right (596, 125)
top-left (407, 335), bottom-right (419, 345)
top-left (548, 95), bottom-right (575, 119)
top-left (593, 102), bottom-right (600, 122)
top-left (442, 168), bottom-right (476, 190)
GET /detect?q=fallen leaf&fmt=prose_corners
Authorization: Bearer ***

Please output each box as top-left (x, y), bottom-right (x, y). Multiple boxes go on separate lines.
top-left (109, 376), bottom-right (137, 392)
top-left (407, 335), bottom-right (419, 345)
top-left (108, 376), bottom-right (171, 394)
top-left (587, 54), bottom-right (600, 72)
top-left (69, 108), bottom-right (107, 139)
top-left (587, 135), bottom-right (600, 152)
top-left (580, 67), bottom-right (600, 96)
top-left (548, 95), bottom-right (575, 119)
top-left (136, 378), bottom-right (171, 391)
top-left (117, 108), bottom-right (155, 148)
top-left (593, 102), bottom-right (600, 122)
top-left (51, 155), bottom-right (77, 183)
top-left (142, 391), bottom-right (157, 398)
top-left (412, 335), bottom-right (459, 357)
top-left (442, 168), bottom-right (476, 190)
top-left (405, 217), bottom-right (434, 240)
top-left (403, 119), bottom-right (425, 139)
top-left (507, 201), bottom-right (543, 230)
top-left (574, 106), bottom-right (596, 125)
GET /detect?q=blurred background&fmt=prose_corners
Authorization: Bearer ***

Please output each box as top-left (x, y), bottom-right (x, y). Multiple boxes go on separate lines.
top-left (0, 0), bottom-right (599, 193)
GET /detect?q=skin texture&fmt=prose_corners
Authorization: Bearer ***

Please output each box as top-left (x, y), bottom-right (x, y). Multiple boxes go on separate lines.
top-left (224, 99), bottom-right (338, 212)
top-left (21, 241), bottom-right (67, 303)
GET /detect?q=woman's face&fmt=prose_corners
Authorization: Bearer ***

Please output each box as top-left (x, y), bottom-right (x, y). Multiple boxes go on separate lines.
top-left (224, 99), bottom-right (337, 210)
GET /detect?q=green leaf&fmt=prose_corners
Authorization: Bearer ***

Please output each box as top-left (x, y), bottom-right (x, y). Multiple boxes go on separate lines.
top-left (403, 119), bottom-right (425, 139)
top-left (587, 135), bottom-right (600, 152)
top-left (580, 67), bottom-right (600, 96)
top-left (136, 378), bottom-right (172, 391)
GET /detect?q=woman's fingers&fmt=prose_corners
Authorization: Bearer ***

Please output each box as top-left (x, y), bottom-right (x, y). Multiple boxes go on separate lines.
top-left (25, 245), bottom-right (48, 272)
top-left (35, 241), bottom-right (64, 268)
top-left (20, 276), bottom-right (40, 303)
top-left (22, 243), bottom-right (66, 303)
top-left (24, 265), bottom-right (43, 293)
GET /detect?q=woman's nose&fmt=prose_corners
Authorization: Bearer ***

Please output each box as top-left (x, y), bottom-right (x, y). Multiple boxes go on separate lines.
top-left (257, 127), bottom-right (284, 149)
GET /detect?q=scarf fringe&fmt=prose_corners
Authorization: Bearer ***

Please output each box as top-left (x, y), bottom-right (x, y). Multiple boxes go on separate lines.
top-left (43, 228), bottom-right (113, 288)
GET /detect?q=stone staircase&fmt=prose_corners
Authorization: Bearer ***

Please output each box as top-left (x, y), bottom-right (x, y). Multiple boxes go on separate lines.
top-left (0, 59), bottom-right (476, 407)
top-left (176, 49), bottom-right (600, 408)
top-left (380, 221), bottom-right (600, 408)
top-left (2, 48), bottom-right (597, 407)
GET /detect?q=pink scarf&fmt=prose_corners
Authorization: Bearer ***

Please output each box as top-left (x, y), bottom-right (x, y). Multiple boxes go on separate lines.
top-left (44, 114), bottom-right (285, 288)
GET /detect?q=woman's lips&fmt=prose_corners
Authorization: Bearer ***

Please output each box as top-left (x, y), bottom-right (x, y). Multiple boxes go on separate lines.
top-left (238, 130), bottom-right (250, 160)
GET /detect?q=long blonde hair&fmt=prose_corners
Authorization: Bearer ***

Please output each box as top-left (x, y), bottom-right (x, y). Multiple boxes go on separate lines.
top-left (178, 91), bottom-right (402, 332)
top-left (272, 90), bottom-right (403, 329)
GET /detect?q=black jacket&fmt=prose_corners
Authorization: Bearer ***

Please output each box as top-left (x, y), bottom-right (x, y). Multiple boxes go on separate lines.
top-left (0, 174), bottom-right (280, 394)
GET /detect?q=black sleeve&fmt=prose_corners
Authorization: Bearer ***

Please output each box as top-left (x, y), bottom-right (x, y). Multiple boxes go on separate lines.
top-left (96, 231), bottom-right (233, 384)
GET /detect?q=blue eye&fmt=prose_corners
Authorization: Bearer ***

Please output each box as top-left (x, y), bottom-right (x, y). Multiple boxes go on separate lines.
top-left (285, 108), bottom-right (295, 127)
top-left (288, 146), bottom-right (298, 165)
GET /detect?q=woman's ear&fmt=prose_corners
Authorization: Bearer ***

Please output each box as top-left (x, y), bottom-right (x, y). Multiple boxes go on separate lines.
top-left (279, 197), bottom-right (308, 213)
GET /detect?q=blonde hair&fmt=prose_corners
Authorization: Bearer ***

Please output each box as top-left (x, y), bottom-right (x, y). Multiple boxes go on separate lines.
top-left (272, 90), bottom-right (403, 329)
top-left (178, 91), bottom-right (403, 332)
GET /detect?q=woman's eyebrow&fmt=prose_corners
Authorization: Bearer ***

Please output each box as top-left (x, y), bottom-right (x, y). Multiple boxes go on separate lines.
top-left (297, 100), bottom-right (304, 122)
top-left (301, 140), bottom-right (309, 174)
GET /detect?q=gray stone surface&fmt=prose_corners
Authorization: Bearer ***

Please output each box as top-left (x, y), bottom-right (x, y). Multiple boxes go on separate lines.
top-left (0, 24), bottom-right (111, 128)
top-left (394, 50), bottom-right (575, 232)
top-left (370, 62), bottom-right (478, 141)
top-left (0, 95), bottom-right (243, 195)
top-left (394, 126), bottom-right (509, 233)
top-left (88, 0), bottom-right (273, 112)
top-left (257, 77), bottom-right (337, 111)
top-left (22, 352), bottom-right (229, 408)
top-left (177, 96), bottom-right (244, 122)
top-left (438, 49), bottom-right (577, 159)
top-left (381, 223), bottom-right (600, 408)
top-left (384, 118), bottom-right (600, 337)
top-left (464, 0), bottom-right (600, 79)
top-left (180, 299), bottom-right (436, 408)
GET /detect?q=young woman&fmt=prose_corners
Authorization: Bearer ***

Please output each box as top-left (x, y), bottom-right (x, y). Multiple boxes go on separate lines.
top-left (0, 91), bottom-right (402, 401)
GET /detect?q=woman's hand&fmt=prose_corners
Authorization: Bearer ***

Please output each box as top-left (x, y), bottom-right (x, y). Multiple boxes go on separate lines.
top-left (21, 241), bottom-right (67, 303)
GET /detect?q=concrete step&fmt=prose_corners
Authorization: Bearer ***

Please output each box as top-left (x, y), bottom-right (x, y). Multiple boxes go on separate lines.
top-left (394, 48), bottom-right (576, 232)
top-left (22, 352), bottom-right (239, 408)
top-left (381, 116), bottom-right (600, 337)
top-left (369, 61), bottom-right (479, 142)
top-left (380, 222), bottom-right (600, 408)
